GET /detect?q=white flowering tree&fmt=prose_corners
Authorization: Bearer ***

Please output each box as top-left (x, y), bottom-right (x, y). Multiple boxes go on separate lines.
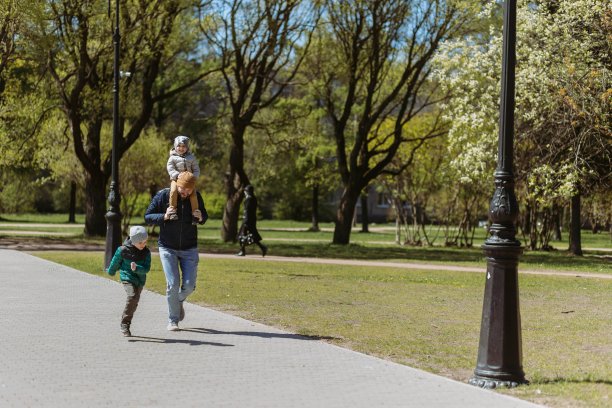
top-left (434, 0), bottom-right (611, 252)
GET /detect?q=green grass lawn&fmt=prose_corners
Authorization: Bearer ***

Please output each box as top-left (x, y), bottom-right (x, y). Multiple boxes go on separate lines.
top-left (2, 213), bottom-right (610, 249)
top-left (2, 213), bottom-right (610, 274)
top-left (31, 251), bottom-right (612, 408)
top-left (0, 213), bottom-right (86, 224)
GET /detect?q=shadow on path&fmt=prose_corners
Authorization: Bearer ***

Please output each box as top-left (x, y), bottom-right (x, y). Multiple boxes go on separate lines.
top-left (128, 335), bottom-right (234, 347)
top-left (182, 327), bottom-right (341, 341)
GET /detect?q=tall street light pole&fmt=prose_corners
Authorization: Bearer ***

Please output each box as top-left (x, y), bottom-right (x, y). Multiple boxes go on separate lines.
top-left (469, 0), bottom-right (528, 389)
top-left (105, 0), bottom-right (122, 268)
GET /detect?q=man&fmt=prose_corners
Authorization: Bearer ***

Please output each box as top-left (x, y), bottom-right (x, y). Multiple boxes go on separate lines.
top-left (145, 171), bottom-right (208, 331)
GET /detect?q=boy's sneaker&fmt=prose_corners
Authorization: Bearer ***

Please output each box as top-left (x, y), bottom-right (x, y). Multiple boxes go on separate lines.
top-left (179, 302), bottom-right (185, 321)
top-left (191, 216), bottom-right (199, 225)
top-left (168, 213), bottom-right (178, 221)
top-left (167, 322), bottom-right (180, 331)
top-left (121, 323), bottom-right (131, 337)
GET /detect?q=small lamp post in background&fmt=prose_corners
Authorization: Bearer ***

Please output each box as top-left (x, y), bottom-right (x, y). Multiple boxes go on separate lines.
top-left (104, 0), bottom-right (122, 268)
top-left (469, 0), bottom-right (528, 389)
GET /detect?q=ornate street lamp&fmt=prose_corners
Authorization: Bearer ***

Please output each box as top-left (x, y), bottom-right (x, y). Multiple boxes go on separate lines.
top-left (105, 0), bottom-right (122, 268)
top-left (469, 0), bottom-right (528, 388)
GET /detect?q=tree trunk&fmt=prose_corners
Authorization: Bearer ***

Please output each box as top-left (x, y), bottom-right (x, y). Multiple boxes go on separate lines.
top-left (68, 181), bottom-right (77, 223)
top-left (553, 204), bottom-right (562, 241)
top-left (522, 203), bottom-right (530, 241)
top-left (309, 184), bottom-right (320, 232)
top-left (84, 173), bottom-right (108, 236)
top-left (221, 130), bottom-right (248, 242)
top-left (221, 171), bottom-right (243, 242)
top-left (333, 186), bottom-right (360, 244)
top-left (360, 189), bottom-right (369, 233)
top-left (569, 192), bottom-right (583, 256)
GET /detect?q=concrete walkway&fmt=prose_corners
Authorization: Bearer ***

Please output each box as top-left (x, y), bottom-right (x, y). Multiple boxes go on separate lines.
top-left (0, 249), bottom-right (541, 408)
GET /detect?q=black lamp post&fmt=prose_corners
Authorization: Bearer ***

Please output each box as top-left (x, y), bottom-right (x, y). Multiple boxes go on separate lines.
top-left (468, 0), bottom-right (528, 389)
top-left (105, 0), bottom-right (122, 268)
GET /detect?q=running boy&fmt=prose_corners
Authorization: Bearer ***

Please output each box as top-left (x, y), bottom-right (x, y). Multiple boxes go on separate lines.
top-left (167, 135), bottom-right (201, 224)
top-left (106, 225), bottom-right (152, 337)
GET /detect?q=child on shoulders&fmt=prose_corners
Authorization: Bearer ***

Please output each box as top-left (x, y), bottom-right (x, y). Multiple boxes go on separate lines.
top-left (167, 135), bottom-right (201, 224)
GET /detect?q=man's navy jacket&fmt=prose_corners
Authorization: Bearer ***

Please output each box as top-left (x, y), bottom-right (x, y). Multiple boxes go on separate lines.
top-left (144, 188), bottom-right (208, 250)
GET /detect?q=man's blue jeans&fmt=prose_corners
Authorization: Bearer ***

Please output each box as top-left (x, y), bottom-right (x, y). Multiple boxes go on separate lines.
top-left (158, 246), bottom-right (199, 323)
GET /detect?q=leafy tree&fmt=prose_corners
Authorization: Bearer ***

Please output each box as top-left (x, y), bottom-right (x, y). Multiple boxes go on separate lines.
top-left (519, 0), bottom-right (611, 254)
top-left (25, 0), bottom-right (209, 236)
top-left (118, 128), bottom-right (168, 232)
top-left (246, 98), bottom-right (338, 224)
top-left (434, 0), bottom-right (611, 253)
top-left (383, 112), bottom-right (453, 246)
top-left (198, 0), bottom-right (320, 242)
top-left (310, 0), bottom-right (474, 244)
top-left (0, 0), bottom-right (21, 88)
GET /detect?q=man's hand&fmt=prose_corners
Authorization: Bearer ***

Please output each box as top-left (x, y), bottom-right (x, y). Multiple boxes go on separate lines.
top-left (164, 206), bottom-right (176, 220)
top-left (192, 209), bottom-right (202, 223)
top-left (130, 262), bottom-right (137, 271)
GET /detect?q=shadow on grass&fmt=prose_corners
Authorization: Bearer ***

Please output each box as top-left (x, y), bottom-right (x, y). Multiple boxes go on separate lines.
top-left (182, 327), bottom-right (341, 341)
top-left (204, 241), bottom-right (485, 262)
top-left (531, 377), bottom-right (612, 385)
top-left (201, 239), bottom-right (611, 271)
top-left (3, 234), bottom-right (609, 273)
top-left (127, 335), bottom-right (234, 347)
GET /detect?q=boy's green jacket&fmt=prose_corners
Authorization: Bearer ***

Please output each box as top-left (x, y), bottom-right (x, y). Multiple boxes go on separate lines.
top-left (106, 239), bottom-right (151, 287)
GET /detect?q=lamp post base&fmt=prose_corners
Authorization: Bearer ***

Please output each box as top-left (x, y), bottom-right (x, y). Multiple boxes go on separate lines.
top-left (104, 209), bottom-right (122, 268)
top-left (469, 375), bottom-right (528, 389)
top-left (470, 243), bottom-right (527, 389)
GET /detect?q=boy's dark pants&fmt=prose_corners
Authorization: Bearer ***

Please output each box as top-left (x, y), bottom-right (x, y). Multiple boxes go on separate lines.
top-left (121, 282), bottom-right (143, 325)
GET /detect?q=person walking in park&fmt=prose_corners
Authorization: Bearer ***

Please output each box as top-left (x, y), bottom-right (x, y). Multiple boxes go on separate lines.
top-left (236, 185), bottom-right (268, 257)
top-left (167, 135), bottom-right (201, 224)
top-left (106, 225), bottom-right (152, 337)
top-left (145, 171), bottom-right (208, 331)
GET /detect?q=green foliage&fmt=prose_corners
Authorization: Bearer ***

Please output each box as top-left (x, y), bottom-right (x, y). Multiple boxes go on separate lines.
top-left (200, 191), bottom-right (225, 219)
top-left (433, 0), bottom-right (611, 250)
top-left (0, 175), bottom-right (36, 213)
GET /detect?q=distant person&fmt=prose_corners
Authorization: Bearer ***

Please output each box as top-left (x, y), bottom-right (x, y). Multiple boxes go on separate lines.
top-left (106, 226), bottom-right (151, 337)
top-left (236, 185), bottom-right (268, 257)
top-left (145, 171), bottom-right (208, 331)
top-left (167, 135), bottom-right (201, 224)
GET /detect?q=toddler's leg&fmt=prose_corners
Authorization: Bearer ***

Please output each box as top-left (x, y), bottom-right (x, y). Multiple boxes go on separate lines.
top-left (168, 180), bottom-right (178, 220)
top-left (190, 191), bottom-right (200, 225)
top-left (190, 190), bottom-right (199, 211)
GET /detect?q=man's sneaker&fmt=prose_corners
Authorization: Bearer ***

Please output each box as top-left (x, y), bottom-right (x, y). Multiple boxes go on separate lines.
top-left (121, 323), bottom-right (131, 337)
top-left (179, 302), bottom-right (185, 322)
top-left (235, 250), bottom-right (245, 257)
top-left (167, 322), bottom-right (180, 331)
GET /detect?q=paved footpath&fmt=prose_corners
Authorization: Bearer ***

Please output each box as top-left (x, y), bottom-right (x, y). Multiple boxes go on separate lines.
top-left (0, 249), bottom-right (542, 408)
